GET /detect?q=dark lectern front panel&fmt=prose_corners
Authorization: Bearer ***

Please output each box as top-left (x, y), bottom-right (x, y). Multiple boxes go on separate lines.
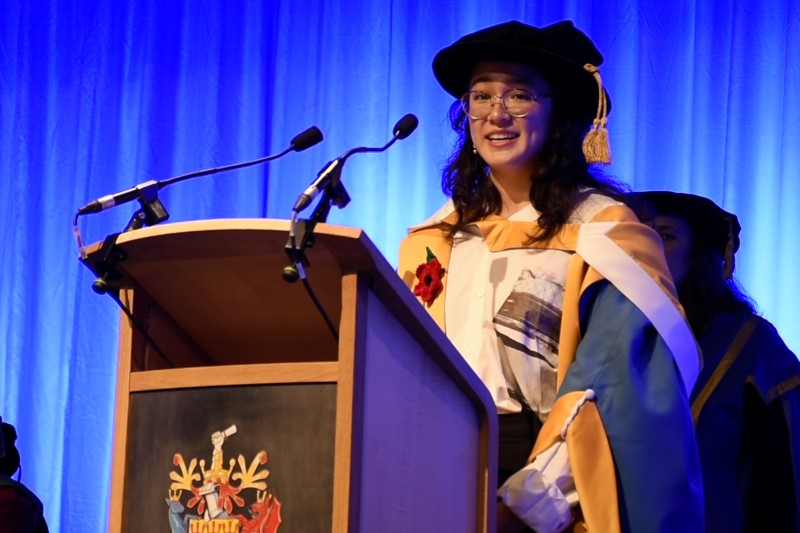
top-left (122, 383), bottom-right (336, 532)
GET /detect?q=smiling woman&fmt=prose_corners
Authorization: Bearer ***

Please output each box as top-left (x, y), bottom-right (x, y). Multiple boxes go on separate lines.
top-left (398, 20), bottom-right (704, 533)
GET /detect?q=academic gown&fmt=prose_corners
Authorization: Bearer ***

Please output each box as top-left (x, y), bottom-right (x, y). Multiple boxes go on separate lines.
top-left (398, 203), bottom-right (705, 533)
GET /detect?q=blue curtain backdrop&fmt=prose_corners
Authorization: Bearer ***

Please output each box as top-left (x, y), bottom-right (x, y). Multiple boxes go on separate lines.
top-left (1, 1), bottom-right (798, 530)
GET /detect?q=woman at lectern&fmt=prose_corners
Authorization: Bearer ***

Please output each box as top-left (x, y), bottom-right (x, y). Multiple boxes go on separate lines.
top-left (397, 20), bottom-right (703, 532)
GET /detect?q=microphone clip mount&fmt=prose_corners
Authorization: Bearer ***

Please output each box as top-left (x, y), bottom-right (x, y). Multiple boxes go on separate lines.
top-left (83, 184), bottom-right (170, 295)
top-left (125, 181), bottom-right (170, 231)
top-left (283, 179), bottom-right (351, 283)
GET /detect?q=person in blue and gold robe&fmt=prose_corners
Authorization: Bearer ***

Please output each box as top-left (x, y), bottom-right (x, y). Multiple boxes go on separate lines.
top-left (398, 20), bottom-right (704, 533)
top-left (630, 191), bottom-right (800, 533)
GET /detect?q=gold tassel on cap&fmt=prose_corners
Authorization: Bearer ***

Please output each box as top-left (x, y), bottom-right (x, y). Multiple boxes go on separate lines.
top-left (582, 64), bottom-right (611, 164)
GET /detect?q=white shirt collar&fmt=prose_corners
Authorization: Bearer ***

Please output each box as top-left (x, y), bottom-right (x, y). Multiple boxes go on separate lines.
top-left (408, 200), bottom-right (538, 231)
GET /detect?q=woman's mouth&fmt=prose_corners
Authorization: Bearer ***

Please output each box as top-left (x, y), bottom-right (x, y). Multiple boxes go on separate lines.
top-left (486, 131), bottom-right (519, 144)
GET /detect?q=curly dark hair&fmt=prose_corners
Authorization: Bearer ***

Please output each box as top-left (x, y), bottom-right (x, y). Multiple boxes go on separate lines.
top-left (676, 241), bottom-right (756, 337)
top-left (441, 93), bottom-right (624, 242)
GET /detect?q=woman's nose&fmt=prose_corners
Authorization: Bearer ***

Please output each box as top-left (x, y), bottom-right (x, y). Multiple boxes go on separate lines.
top-left (487, 98), bottom-right (512, 121)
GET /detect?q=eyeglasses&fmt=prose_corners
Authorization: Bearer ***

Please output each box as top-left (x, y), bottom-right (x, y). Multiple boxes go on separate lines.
top-left (459, 88), bottom-right (550, 119)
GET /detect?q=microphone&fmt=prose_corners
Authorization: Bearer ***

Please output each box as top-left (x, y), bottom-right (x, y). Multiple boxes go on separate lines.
top-left (76, 181), bottom-right (160, 215)
top-left (292, 114), bottom-right (418, 213)
top-left (290, 126), bottom-right (324, 152)
top-left (76, 125), bottom-right (324, 216)
top-left (393, 113), bottom-right (419, 139)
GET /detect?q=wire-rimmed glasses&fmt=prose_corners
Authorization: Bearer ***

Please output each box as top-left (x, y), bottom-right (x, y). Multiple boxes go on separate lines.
top-left (459, 88), bottom-right (550, 119)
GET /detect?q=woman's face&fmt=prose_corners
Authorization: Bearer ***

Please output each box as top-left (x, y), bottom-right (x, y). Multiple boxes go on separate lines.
top-left (467, 61), bottom-right (553, 178)
top-left (653, 215), bottom-right (694, 286)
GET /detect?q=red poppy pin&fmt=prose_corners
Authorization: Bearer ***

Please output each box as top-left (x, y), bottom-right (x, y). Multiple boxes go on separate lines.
top-left (413, 247), bottom-right (445, 305)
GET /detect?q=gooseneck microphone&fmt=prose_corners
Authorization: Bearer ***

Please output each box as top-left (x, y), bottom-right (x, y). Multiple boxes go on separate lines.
top-left (76, 125), bottom-right (324, 216)
top-left (393, 113), bottom-right (419, 139)
top-left (282, 114), bottom-right (418, 342)
top-left (288, 126), bottom-right (325, 152)
top-left (292, 114), bottom-right (418, 213)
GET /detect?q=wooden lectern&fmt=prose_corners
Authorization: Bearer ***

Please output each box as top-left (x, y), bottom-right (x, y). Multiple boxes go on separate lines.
top-left (84, 219), bottom-right (497, 533)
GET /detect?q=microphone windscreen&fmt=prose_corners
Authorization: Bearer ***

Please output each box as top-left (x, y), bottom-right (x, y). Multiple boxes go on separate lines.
top-left (393, 114), bottom-right (419, 139)
top-left (291, 126), bottom-right (324, 152)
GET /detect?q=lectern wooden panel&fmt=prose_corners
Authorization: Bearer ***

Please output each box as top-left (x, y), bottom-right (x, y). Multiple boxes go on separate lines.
top-left (84, 219), bottom-right (497, 533)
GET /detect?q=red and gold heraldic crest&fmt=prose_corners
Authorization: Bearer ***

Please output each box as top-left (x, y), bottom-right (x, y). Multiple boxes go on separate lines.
top-left (166, 425), bottom-right (282, 532)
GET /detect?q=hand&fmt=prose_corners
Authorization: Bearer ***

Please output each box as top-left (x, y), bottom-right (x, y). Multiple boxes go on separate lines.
top-left (211, 431), bottom-right (225, 448)
top-left (497, 502), bottom-right (528, 533)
